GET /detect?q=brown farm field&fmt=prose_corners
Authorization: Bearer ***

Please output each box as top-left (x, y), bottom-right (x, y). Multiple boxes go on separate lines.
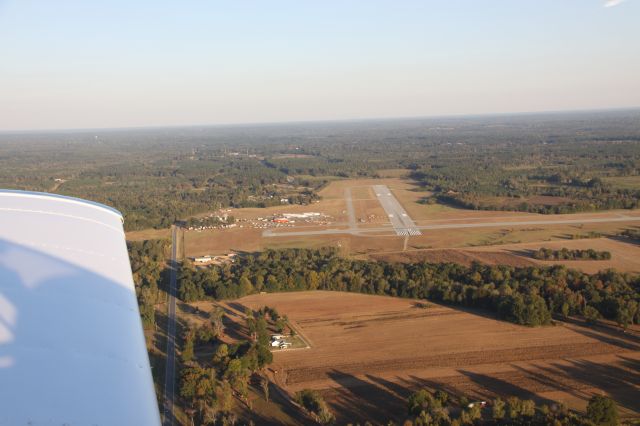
top-left (373, 237), bottom-right (640, 274)
top-left (222, 291), bottom-right (640, 424)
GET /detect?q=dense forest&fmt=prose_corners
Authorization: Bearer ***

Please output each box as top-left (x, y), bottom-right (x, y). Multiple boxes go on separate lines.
top-left (179, 248), bottom-right (640, 328)
top-left (2, 110), bottom-right (640, 230)
top-left (127, 239), bottom-right (168, 331)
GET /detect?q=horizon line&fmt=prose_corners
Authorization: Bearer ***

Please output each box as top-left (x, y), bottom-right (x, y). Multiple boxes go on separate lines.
top-left (1, 105), bottom-right (639, 135)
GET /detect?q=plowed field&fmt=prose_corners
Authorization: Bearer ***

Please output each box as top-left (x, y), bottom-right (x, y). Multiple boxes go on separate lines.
top-left (227, 291), bottom-right (640, 424)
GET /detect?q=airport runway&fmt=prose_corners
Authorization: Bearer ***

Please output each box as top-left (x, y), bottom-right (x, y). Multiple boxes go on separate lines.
top-left (263, 214), bottom-right (640, 238)
top-left (373, 185), bottom-right (421, 236)
top-left (162, 225), bottom-right (179, 426)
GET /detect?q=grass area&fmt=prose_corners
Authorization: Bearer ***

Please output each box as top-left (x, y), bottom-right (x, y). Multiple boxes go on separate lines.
top-left (350, 186), bottom-right (373, 200)
top-left (271, 334), bottom-right (309, 351)
top-left (603, 175), bottom-right (640, 190)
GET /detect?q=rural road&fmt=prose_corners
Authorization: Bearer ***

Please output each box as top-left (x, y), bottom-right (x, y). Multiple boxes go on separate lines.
top-left (162, 225), bottom-right (179, 426)
top-left (263, 215), bottom-right (640, 238)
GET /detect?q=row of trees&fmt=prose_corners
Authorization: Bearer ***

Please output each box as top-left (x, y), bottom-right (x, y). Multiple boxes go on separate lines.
top-left (179, 248), bottom-right (640, 328)
top-left (295, 386), bottom-right (619, 425)
top-left (400, 388), bottom-right (618, 426)
top-left (533, 248), bottom-right (612, 261)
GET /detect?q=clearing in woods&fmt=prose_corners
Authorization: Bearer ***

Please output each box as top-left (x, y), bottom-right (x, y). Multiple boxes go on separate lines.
top-left (225, 291), bottom-right (640, 424)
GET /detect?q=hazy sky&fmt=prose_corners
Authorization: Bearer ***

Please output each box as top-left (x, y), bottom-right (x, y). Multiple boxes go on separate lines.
top-left (1, 0), bottom-right (639, 131)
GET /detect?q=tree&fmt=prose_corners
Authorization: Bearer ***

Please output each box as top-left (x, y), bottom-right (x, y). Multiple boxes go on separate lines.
top-left (507, 397), bottom-right (522, 419)
top-left (521, 399), bottom-right (536, 417)
top-left (615, 301), bottom-right (637, 330)
top-left (215, 381), bottom-right (234, 413)
top-left (182, 332), bottom-right (195, 363)
top-left (256, 344), bottom-right (273, 368)
top-left (434, 390), bottom-right (449, 405)
top-left (260, 376), bottom-right (270, 402)
top-left (239, 276), bottom-right (254, 296)
top-left (210, 307), bottom-right (225, 336)
top-left (407, 389), bottom-right (434, 416)
top-left (295, 389), bottom-right (335, 425)
top-left (180, 367), bottom-right (215, 410)
top-left (586, 395), bottom-right (618, 426)
top-left (584, 305), bottom-right (601, 325)
top-left (213, 343), bottom-right (229, 365)
top-left (460, 405), bottom-right (480, 425)
top-left (492, 397), bottom-right (506, 420)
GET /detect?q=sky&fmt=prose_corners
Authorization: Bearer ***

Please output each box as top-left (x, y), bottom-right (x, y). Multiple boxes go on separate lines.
top-left (0, 0), bottom-right (638, 131)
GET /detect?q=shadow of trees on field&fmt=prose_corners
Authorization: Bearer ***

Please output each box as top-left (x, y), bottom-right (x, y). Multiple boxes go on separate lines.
top-left (505, 249), bottom-right (538, 259)
top-left (569, 324), bottom-right (640, 351)
top-left (234, 380), bottom-right (313, 426)
top-left (325, 370), bottom-right (411, 424)
top-left (523, 357), bottom-right (640, 415)
top-left (227, 301), bottom-right (250, 316)
top-left (457, 370), bottom-right (558, 408)
top-left (320, 352), bottom-right (640, 423)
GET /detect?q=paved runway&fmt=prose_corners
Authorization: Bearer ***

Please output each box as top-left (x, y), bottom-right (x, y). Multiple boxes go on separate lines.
top-left (263, 214), bottom-right (640, 238)
top-left (372, 184), bottom-right (421, 236)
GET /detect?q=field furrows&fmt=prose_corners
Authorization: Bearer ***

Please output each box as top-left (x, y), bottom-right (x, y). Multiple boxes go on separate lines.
top-left (283, 342), bottom-right (632, 385)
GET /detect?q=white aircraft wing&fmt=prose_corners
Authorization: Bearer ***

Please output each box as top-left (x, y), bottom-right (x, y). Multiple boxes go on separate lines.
top-left (0, 190), bottom-right (161, 425)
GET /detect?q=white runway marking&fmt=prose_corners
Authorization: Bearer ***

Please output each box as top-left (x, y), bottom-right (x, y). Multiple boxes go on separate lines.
top-left (373, 184), bottom-right (422, 236)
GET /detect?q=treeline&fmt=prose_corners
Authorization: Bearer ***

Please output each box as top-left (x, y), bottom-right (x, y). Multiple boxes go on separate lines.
top-left (400, 388), bottom-right (616, 426)
top-left (620, 227), bottom-right (640, 241)
top-left (127, 239), bottom-right (168, 330)
top-left (179, 306), bottom-right (275, 425)
top-left (179, 248), bottom-right (640, 328)
top-left (532, 248), bottom-right (612, 261)
top-left (293, 386), bottom-right (619, 425)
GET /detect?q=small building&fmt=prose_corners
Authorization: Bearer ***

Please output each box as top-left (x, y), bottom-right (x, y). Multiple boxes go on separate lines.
top-left (194, 255), bottom-right (212, 263)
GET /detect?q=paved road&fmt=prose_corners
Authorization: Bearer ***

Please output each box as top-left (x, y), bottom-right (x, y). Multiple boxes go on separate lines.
top-left (263, 215), bottom-right (640, 238)
top-left (162, 225), bottom-right (179, 426)
top-left (373, 184), bottom-right (421, 236)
